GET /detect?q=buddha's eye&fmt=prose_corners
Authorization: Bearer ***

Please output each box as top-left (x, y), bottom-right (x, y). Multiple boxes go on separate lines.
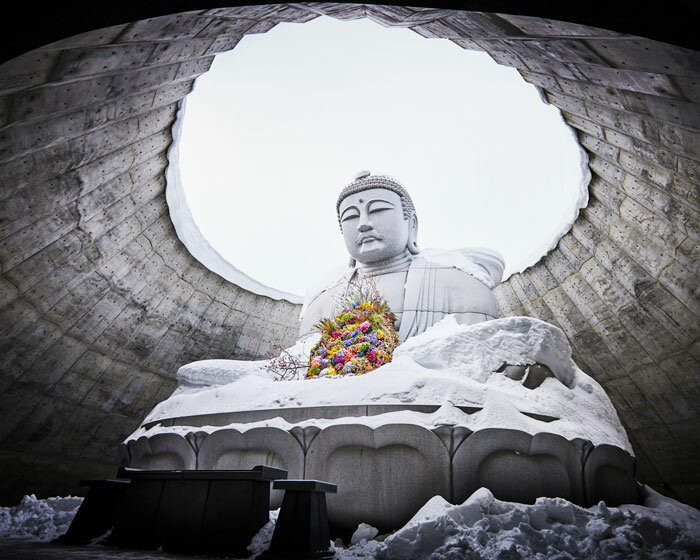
top-left (341, 210), bottom-right (360, 222)
top-left (368, 201), bottom-right (395, 214)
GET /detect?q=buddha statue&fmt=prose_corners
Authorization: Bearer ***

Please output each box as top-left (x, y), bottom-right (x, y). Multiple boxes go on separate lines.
top-left (300, 171), bottom-right (505, 343)
top-left (124, 170), bottom-right (639, 532)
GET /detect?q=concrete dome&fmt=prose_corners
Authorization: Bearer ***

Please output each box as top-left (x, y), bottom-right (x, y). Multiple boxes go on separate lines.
top-left (0, 3), bottom-right (697, 507)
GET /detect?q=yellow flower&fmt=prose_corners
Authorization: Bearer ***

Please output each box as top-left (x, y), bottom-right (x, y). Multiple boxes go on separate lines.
top-left (377, 330), bottom-right (384, 339)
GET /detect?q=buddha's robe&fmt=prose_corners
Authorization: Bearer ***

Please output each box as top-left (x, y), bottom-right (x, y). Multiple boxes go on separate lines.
top-left (299, 248), bottom-right (504, 343)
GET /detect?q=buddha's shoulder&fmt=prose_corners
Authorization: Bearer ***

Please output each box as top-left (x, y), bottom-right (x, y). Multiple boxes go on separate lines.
top-left (299, 269), bottom-right (352, 336)
top-left (301, 266), bottom-right (352, 313)
top-left (410, 248), bottom-right (504, 288)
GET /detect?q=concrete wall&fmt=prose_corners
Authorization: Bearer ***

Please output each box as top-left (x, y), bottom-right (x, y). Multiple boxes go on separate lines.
top-left (0, 3), bottom-right (697, 505)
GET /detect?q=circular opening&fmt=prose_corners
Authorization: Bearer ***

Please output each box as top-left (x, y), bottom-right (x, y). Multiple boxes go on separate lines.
top-left (173, 16), bottom-right (588, 300)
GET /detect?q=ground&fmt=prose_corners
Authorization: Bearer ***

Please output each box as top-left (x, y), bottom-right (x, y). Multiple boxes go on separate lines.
top-left (2, 485), bottom-right (699, 559)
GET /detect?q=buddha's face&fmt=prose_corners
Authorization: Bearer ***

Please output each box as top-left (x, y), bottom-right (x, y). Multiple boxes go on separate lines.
top-left (338, 188), bottom-right (411, 264)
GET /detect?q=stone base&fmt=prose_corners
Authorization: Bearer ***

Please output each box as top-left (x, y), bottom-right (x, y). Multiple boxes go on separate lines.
top-left (123, 409), bottom-right (639, 532)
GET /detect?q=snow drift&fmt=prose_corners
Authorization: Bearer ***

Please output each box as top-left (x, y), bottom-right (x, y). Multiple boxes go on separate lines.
top-left (138, 316), bottom-right (630, 452)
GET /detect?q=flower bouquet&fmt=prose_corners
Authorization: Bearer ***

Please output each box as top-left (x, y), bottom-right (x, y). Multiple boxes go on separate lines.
top-left (306, 290), bottom-right (399, 379)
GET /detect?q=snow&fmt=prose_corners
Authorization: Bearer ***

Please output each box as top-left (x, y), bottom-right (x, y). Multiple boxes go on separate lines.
top-left (351, 523), bottom-right (380, 545)
top-left (141, 316), bottom-right (630, 452)
top-left (418, 248), bottom-right (503, 288)
top-left (246, 508), bottom-right (279, 557)
top-left (0, 494), bottom-right (82, 542)
top-left (3, 486), bottom-right (698, 559)
top-left (369, 486), bottom-right (700, 560)
top-left (176, 335), bottom-right (320, 388)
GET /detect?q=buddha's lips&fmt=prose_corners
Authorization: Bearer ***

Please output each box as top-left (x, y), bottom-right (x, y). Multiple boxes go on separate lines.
top-left (357, 233), bottom-right (383, 245)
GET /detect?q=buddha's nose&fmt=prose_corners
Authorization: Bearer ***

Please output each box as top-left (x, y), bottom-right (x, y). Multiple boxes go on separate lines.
top-left (358, 213), bottom-right (372, 231)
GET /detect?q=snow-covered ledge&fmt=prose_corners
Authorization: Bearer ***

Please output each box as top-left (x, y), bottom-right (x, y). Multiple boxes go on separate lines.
top-left (122, 317), bottom-right (640, 530)
top-left (165, 98), bottom-right (303, 304)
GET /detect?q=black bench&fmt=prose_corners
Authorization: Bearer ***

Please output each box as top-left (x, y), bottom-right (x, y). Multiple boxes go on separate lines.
top-left (111, 465), bottom-right (287, 556)
top-left (261, 479), bottom-right (338, 560)
top-left (60, 465), bottom-right (286, 556)
top-left (56, 479), bottom-right (129, 545)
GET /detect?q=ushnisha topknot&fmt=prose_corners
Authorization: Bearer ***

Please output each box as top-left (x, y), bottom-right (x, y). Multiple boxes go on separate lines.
top-left (336, 171), bottom-right (416, 226)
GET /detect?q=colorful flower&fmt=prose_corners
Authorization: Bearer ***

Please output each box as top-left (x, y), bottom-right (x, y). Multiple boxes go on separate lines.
top-left (305, 289), bottom-right (398, 380)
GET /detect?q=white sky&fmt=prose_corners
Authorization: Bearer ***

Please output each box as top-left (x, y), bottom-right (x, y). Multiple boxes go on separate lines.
top-left (179, 16), bottom-right (586, 297)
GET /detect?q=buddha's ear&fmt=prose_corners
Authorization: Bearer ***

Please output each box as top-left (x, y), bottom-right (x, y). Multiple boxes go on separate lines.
top-left (407, 213), bottom-right (419, 254)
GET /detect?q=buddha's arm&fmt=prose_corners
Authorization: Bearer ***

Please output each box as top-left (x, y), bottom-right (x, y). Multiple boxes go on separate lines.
top-left (299, 289), bottom-right (338, 339)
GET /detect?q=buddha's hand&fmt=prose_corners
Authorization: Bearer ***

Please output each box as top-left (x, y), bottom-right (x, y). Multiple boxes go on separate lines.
top-left (495, 363), bottom-right (557, 390)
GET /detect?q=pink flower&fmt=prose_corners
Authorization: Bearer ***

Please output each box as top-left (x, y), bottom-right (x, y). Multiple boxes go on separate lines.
top-left (334, 363), bottom-right (343, 371)
top-left (367, 349), bottom-right (377, 363)
top-left (359, 321), bottom-right (371, 333)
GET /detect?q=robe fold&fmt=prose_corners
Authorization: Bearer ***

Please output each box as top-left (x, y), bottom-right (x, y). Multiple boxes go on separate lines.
top-left (300, 248), bottom-right (504, 342)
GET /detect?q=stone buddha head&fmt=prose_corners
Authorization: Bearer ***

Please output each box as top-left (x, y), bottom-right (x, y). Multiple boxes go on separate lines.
top-left (337, 171), bottom-right (419, 266)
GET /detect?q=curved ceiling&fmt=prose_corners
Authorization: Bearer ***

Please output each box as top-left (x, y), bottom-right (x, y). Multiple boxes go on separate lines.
top-left (0, 3), bottom-right (697, 506)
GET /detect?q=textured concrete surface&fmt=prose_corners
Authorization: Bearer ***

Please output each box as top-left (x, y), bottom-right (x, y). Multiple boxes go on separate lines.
top-left (305, 423), bottom-right (452, 531)
top-left (0, 3), bottom-right (698, 506)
